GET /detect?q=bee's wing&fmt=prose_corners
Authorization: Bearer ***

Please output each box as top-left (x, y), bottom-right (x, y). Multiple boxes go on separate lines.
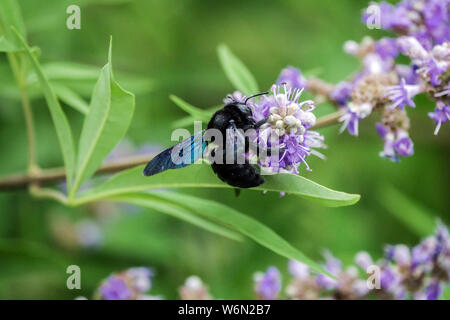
top-left (143, 130), bottom-right (207, 177)
top-left (226, 122), bottom-right (246, 158)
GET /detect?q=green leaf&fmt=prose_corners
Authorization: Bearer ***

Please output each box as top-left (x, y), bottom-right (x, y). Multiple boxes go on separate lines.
top-left (169, 95), bottom-right (211, 122)
top-left (443, 285), bottom-right (450, 300)
top-left (0, 35), bottom-right (20, 52)
top-left (378, 184), bottom-right (436, 237)
top-left (171, 105), bottom-right (221, 128)
top-left (12, 28), bottom-right (76, 191)
top-left (74, 164), bottom-right (360, 207)
top-left (120, 191), bottom-right (333, 277)
top-left (71, 38), bottom-right (135, 198)
top-left (27, 62), bottom-right (100, 83)
top-left (0, 0), bottom-right (26, 46)
top-left (52, 83), bottom-right (89, 115)
top-left (111, 193), bottom-right (243, 242)
top-left (217, 44), bottom-right (259, 95)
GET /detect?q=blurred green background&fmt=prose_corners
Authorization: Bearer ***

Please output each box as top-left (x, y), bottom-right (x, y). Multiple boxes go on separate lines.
top-left (0, 0), bottom-right (448, 299)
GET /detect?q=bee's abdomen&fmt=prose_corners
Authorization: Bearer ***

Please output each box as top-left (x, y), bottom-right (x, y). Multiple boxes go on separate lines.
top-left (211, 162), bottom-right (264, 188)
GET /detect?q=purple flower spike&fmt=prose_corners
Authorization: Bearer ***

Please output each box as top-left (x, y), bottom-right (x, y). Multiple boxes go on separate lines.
top-left (254, 267), bottom-right (282, 300)
top-left (288, 260), bottom-right (309, 279)
top-left (412, 236), bottom-right (437, 270)
top-left (100, 276), bottom-right (133, 300)
top-left (428, 104), bottom-right (450, 135)
top-left (395, 64), bottom-right (419, 85)
top-left (376, 122), bottom-right (388, 139)
top-left (425, 280), bottom-right (442, 300)
top-left (339, 102), bottom-right (373, 136)
top-left (392, 245), bottom-right (411, 267)
top-left (253, 84), bottom-right (325, 174)
top-left (330, 81), bottom-right (353, 106)
top-left (127, 267), bottom-right (153, 293)
top-left (397, 37), bottom-right (428, 60)
top-left (355, 251), bottom-right (373, 270)
top-left (424, 0), bottom-right (449, 45)
top-left (422, 57), bottom-right (447, 86)
top-left (378, 127), bottom-right (414, 162)
top-left (316, 252), bottom-right (341, 290)
top-left (435, 82), bottom-right (450, 98)
top-left (375, 37), bottom-right (399, 60)
top-left (393, 135), bottom-right (414, 157)
top-left (363, 1), bottom-right (411, 31)
top-left (276, 66), bottom-right (307, 90)
top-left (224, 91), bottom-right (247, 105)
top-left (385, 79), bottom-right (422, 109)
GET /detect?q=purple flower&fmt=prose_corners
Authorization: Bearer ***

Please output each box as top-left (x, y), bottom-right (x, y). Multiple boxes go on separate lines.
top-left (412, 236), bottom-right (437, 270)
top-left (355, 251), bottom-right (373, 270)
top-left (363, 53), bottom-right (393, 74)
top-left (397, 37), bottom-right (428, 60)
top-left (376, 122), bottom-right (388, 138)
top-left (424, 0), bottom-right (449, 45)
top-left (127, 267), bottom-right (153, 293)
top-left (385, 78), bottom-right (422, 109)
top-left (224, 91), bottom-right (247, 105)
top-left (428, 104), bottom-right (450, 135)
top-left (375, 38), bottom-right (399, 60)
top-left (100, 276), bottom-right (133, 300)
top-left (425, 280), bottom-right (442, 300)
top-left (179, 276), bottom-right (212, 300)
top-left (378, 126), bottom-right (414, 161)
top-left (339, 102), bottom-right (373, 136)
top-left (251, 95), bottom-right (273, 121)
top-left (421, 57), bottom-right (447, 86)
top-left (395, 64), bottom-right (419, 85)
top-left (288, 260), bottom-right (309, 279)
top-left (383, 2), bottom-right (412, 30)
top-left (276, 66), bottom-right (307, 90)
top-left (363, 2), bottom-right (412, 31)
top-left (391, 245), bottom-right (411, 267)
top-left (254, 267), bottom-right (282, 300)
top-left (393, 135), bottom-right (414, 157)
top-left (380, 267), bottom-right (398, 290)
top-left (316, 252), bottom-right (341, 290)
top-left (435, 82), bottom-right (450, 98)
top-left (330, 81), bottom-right (352, 106)
top-left (253, 84), bottom-right (324, 174)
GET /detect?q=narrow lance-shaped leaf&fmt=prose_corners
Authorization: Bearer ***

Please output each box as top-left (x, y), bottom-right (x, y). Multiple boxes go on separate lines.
top-left (74, 164), bottom-right (360, 207)
top-left (169, 95), bottom-right (211, 122)
top-left (217, 44), bottom-right (259, 96)
top-left (0, 36), bottom-right (20, 52)
top-left (52, 83), bottom-right (89, 115)
top-left (0, 0), bottom-right (26, 47)
top-left (171, 105), bottom-right (221, 128)
top-left (26, 62), bottom-right (101, 83)
top-left (122, 191), bottom-right (334, 278)
top-left (111, 193), bottom-right (243, 242)
top-left (378, 184), bottom-right (436, 237)
top-left (71, 38), bottom-right (135, 198)
top-left (12, 28), bottom-right (76, 191)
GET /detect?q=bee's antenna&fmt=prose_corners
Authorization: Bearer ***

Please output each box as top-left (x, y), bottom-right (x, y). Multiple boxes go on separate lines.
top-left (244, 91), bottom-right (269, 104)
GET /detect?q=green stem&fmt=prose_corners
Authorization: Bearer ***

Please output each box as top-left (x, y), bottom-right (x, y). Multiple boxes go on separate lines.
top-left (8, 52), bottom-right (38, 175)
top-left (29, 184), bottom-right (67, 204)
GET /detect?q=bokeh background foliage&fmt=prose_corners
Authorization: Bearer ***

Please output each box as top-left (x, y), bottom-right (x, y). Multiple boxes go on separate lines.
top-left (0, 0), bottom-right (448, 299)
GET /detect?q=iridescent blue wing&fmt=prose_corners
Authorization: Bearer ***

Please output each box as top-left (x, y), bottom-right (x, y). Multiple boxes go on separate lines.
top-left (143, 130), bottom-right (207, 177)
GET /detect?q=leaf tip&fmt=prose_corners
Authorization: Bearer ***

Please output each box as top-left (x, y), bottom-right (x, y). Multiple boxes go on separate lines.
top-left (108, 36), bottom-right (113, 67)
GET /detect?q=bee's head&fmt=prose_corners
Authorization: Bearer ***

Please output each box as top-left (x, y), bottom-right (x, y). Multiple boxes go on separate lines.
top-left (226, 91), bottom-right (269, 124)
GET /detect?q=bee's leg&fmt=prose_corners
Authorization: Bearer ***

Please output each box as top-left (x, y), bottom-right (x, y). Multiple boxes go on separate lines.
top-left (234, 188), bottom-right (241, 197)
top-left (254, 117), bottom-right (269, 129)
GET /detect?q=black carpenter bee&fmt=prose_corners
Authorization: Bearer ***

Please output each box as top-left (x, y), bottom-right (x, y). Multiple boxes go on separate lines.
top-left (143, 92), bottom-right (269, 188)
